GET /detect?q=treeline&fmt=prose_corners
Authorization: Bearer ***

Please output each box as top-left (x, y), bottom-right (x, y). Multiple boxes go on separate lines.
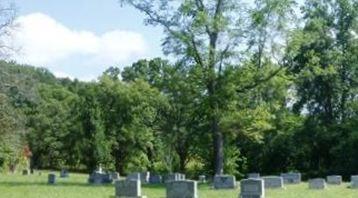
top-left (0, 0), bottom-right (357, 179)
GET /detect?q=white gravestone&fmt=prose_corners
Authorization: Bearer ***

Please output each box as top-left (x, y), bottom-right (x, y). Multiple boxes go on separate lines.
top-left (166, 180), bottom-right (198, 198)
top-left (240, 178), bottom-right (265, 198)
top-left (309, 178), bottom-right (326, 189)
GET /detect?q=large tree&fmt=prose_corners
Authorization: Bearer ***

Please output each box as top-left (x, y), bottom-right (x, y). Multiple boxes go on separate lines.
top-left (121, 0), bottom-right (295, 175)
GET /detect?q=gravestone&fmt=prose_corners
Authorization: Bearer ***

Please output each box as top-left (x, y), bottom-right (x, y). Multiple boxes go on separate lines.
top-left (140, 171), bottom-right (150, 183)
top-left (48, 173), bottom-right (56, 184)
top-left (213, 175), bottom-right (236, 189)
top-left (240, 178), bottom-right (265, 198)
top-left (60, 169), bottom-right (69, 178)
top-left (262, 176), bottom-right (284, 189)
top-left (164, 173), bottom-right (186, 183)
top-left (248, 173), bottom-right (260, 179)
top-left (280, 172), bottom-right (301, 184)
top-left (115, 179), bottom-right (146, 198)
top-left (149, 174), bottom-right (162, 184)
top-left (199, 175), bottom-right (206, 183)
top-left (22, 169), bottom-right (29, 175)
top-left (166, 180), bottom-right (198, 198)
top-left (309, 178), bottom-right (326, 189)
top-left (127, 172), bottom-right (141, 181)
top-left (351, 175), bottom-right (358, 188)
top-left (326, 175), bottom-right (342, 185)
top-left (111, 172), bottom-right (120, 180)
top-left (88, 171), bottom-right (113, 184)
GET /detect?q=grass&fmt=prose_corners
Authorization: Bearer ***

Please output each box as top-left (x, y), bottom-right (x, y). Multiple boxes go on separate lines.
top-left (0, 171), bottom-right (357, 198)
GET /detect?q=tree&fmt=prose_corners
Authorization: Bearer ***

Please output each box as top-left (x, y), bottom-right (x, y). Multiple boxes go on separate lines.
top-left (286, 0), bottom-right (358, 173)
top-left (121, 0), bottom-right (295, 175)
top-left (0, 1), bottom-right (17, 58)
top-left (122, 58), bottom-right (206, 173)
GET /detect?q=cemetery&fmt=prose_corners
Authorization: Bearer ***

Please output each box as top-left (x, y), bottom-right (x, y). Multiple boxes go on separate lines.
top-left (1, 170), bottom-right (358, 197)
top-left (0, 0), bottom-right (357, 198)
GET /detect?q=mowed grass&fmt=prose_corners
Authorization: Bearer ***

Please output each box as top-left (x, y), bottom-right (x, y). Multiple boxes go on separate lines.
top-left (0, 171), bottom-right (357, 198)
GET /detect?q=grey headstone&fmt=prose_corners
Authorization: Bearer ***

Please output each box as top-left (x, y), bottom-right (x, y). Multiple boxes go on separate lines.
top-left (240, 178), bottom-right (265, 198)
top-left (140, 171), bottom-right (150, 183)
top-left (165, 173), bottom-right (185, 183)
top-left (127, 172), bottom-right (141, 181)
top-left (60, 169), bottom-right (69, 178)
top-left (88, 172), bottom-right (113, 184)
top-left (48, 173), bottom-right (56, 184)
top-left (198, 175), bottom-right (206, 183)
top-left (326, 175), bottom-right (342, 185)
top-left (149, 174), bottom-right (162, 184)
top-left (213, 175), bottom-right (236, 189)
top-left (262, 176), bottom-right (284, 189)
top-left (166, 180), bottom-right (198, 198)
top-left (115, 179), bottom-right (146, 198)
top-left (280, 172), bottom-right (301, 184)
top-left (111, 172), bottom-right (120, 180)
top-left (351, 175), bottom-right (358, 188)
top-left (309, 178), bottom-right (326, 189)
top-left (248, 173), bottom-right (260, 179)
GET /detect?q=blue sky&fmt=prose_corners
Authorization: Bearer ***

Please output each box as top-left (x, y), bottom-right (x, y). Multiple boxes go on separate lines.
top-left (11, 0), bottom-right (164, 81)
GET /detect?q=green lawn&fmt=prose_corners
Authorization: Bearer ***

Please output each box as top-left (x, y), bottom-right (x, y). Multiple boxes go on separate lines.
top-left (0, 171), bottom-right (357, 198)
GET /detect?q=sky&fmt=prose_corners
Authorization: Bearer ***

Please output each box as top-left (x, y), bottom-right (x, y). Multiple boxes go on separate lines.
top-left (10, 0), bottom-right (165, 81)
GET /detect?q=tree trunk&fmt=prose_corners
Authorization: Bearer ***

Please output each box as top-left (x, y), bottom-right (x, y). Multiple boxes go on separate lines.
top-left (213, 114), bottom-right (224, 175)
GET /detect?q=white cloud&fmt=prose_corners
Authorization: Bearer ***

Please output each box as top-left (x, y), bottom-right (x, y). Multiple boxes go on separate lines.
top-left (10, 12), bottom-right (148, 77)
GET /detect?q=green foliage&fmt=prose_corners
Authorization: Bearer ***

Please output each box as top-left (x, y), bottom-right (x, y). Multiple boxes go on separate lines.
top-left (0, 0), bottom-right (357, 179)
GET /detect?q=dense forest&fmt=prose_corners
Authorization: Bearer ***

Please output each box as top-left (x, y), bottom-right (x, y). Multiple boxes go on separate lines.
top-left (0, 0), bottom-right (357, 180)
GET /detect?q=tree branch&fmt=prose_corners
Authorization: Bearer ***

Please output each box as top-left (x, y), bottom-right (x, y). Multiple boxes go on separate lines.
top-left (236, 66), bottom-right (284, 93)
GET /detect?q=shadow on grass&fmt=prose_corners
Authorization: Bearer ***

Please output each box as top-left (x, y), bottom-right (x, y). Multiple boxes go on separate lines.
top-left (0, 181), bottom-right (114, 188)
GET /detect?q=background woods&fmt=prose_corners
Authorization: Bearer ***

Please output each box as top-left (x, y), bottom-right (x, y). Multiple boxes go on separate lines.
top-left (0, 0), bottom-right (357, 180)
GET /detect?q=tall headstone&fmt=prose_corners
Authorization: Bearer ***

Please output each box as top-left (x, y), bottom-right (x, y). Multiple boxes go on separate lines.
top-left (262, 176), bottom-right (284, 189)
top-left (115, 179), bottom-right (146, 198)
top-left (166, 180), bottom-right (198, 198)
top-left (280, 172), bottom-right (301, 184)
top-left (149, 174), bottom-right (162, 184)
top-left (351, 175), bottom-right (358, 188)
top-left (309, 178), bottom-right (326, 189)
top-left (240, 178), bottom-right (265, 198)
top-left (326, 175), bottom-right (342, 185)
top-left (248, 173), bottom-right (260, 179)
top-left (48, 173), bottom-right (56, 184)
top-left (213, 175), bottom-right (236, 189)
